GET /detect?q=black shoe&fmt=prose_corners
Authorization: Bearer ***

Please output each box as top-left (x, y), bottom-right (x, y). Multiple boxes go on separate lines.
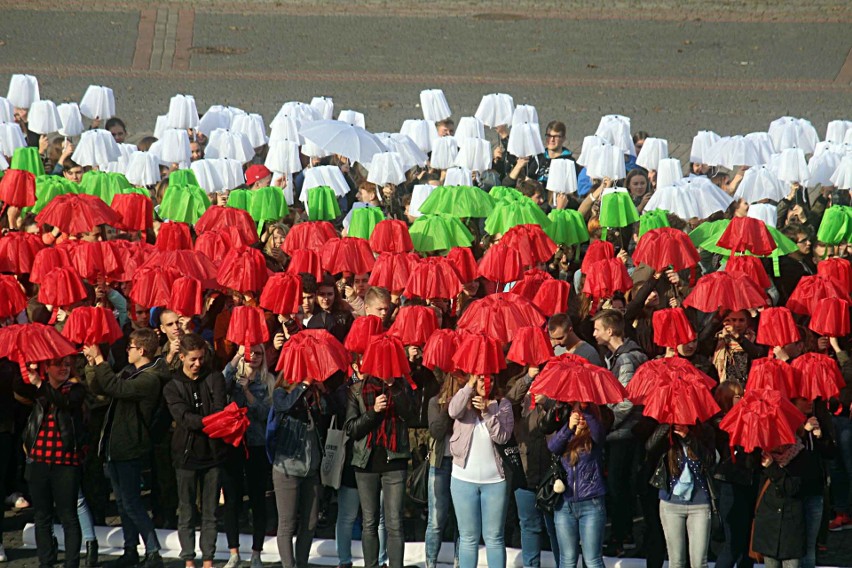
top-left (86, 540), bottom-right (99, 567)
top-left (142, 552), bottom-right (164, 568)
top-left (622, 534), bottom-right (637, 550)
top-left (108, 550), bottom-right (140, 568)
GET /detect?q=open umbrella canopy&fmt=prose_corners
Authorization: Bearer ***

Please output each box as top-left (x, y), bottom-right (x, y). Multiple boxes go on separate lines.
top-left (532, 279), bottom-right (571, 317)
top-left (226, 306), bottom-right (270, 360)
top-left (29, 246), bottom-right (72, 284)
top-left (506, 326), bottom-right (553, 367)
top-left (155, 221), bottom-right (193, 251)
top-left (418, 185), bottom-right (496, 218)
top-left (111, 192), bottom-right (153, 232)
top-left (130, 266), bottom-right (181, 308)
top-left (78, 170), bottom-right (131, 206)
top-left (717, 217), bottom-right (776, 257)
top-left (388, 305), bottom-right (439, 347)
top-left (651, 308), bottom-right (696, 349)
top-left (344, 315), bottom-right (385, 355)
top-left (817, 257), bottom-right (852, 294)
top-left (260, 272), bottom-right (303, 316)
top-left (37, 266), bottom-right (87, 307)
top-left (724, 255), bottom-right (771, 290)
top-left (369, 251), bottom-right (418, 293)
top-left (719, 388), bottom-right (806, 453)
top-left (168, 276), bottom-right (204, 317)
top-left (627, 357), bottom-right (716, 405)
top-left (29, 175), bottom-right (78, 215)
top-left (638, 209), bottom-right (670, 237)
top-left (287, 249), bottom-right (324, 281)
top-left (683, 271), bottom-right (768, 312)
top-left (217, 246), bottom-right (269, 293)
top-left (361, 333), bottom-right (411, 380)
top-left (0, 322), bottom-right (77, 368)
top-left (0, 231), bottom-right (45, 274)
top-left (457, 292), bottom-right (545, 343)
top-left (348, 206), bottom-right (385, 240)
top-left (478, 242), bottom-right (523, 284)
top-left (632, 227), bottom-right (700, 273)
top-left (196, 205), bottom-right (258, 245)
top-left (142, 249), bottom-right (218, 285)
top-left (747, 357), bottom-right (797, 398)
top-left (786, 274), bottom-right (847, 315)
top-left (405, 256), bottom-right (463, 299)
top-left (369, 219), bottom-right (413, 254)
top-left (298, 119), bottom-right (387, 164)
top-left (67, 240), bottom-right (128, 282)
top-left (283, 221), bottom-right (337, 255)
top-left (817, 205), bottom-right (852, 245)
top-left (423, 328), bottom-right (460, 372)
top-left (582, 258), bottom-right (633, 301)
top-left (158, 183), bottom-right (210, 225)
top-left (643, 373), bottom-right (721, 425)
top-left (485, 194), bottom-right (551, 235)
top-left (452, 332), bottom-right (506, 376)
top-left (790, 352), bottom-right (846, 401)
top-left (0, 169), bottom-right (36, 208)
top-left (690, 219), bottom-right (797, 258)
top-left (756, 307), bottom-right (800, 348)
top-left (408, 214), bottom-right (473, 252)
top-left (61, 306), bottom-right (123, 346)
top-left (36, 193), bottom-right (121, 235)
top-left (320, 237), bottom-right (375, 275)
top-left (529, 353), bottom-right (626, 405)
top-left (446, 246), bottom-right (478, 284)
top-left (581, 241), bottom-right (615, 270)
top-left (0, 274), bottom-right (27, 318)
top-left (546, 208), bottom-right (590, 246)
top-left (501, 224), bottom-right (558, 267)
top-left (510, 268), bottom-right (554, 301)
top-left (809, 297), bottom-right (851, 338)
top-left (276, 329), bottom-right (351, 381)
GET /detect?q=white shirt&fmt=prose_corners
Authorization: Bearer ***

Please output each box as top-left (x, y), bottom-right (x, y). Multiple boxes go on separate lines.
top-left (451, 419), bottom-right (503, 484)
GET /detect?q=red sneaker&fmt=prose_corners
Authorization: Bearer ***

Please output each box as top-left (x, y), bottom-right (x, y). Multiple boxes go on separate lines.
top-left (828, 512), bottom-right (852, 531)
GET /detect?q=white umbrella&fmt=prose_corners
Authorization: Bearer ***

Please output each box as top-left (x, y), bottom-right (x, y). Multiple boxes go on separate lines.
top-left (690, 130), bottom-right (721, 164)
top-left (205, 128), bottom-right (255, 163)
top-left (337, 110), bottom-right (365, 129)
top-left (475, 93), bottom-right (514, 128)
top-left (831, 155), bottom-right (852, 190)
top-left (273, 102), bottom-right (320, 126)
top-left (153, 115), bottom-right (169, 140)
top-left (585, 144), bottom-right (626, 180)
top-left (645, 177), bottom-right (733, 220)
top-left (655, 158), bottom-right (683, 189)
top-left (420, 89), bottom-right (451, 122)
top-left (0, 98), bottom-right (14, 123)
top-left (153, 128), bottom-right (191, 165)
top-left (455, 138), bottom-right (491, 172)
top-left (512, 105), bottom-right (538, 128)
top-left (0, 153), bottom-right (8, 172)
top-left (191, 158), bottom-right (244, 193)
top-left (197, 105), bottom-right (237, 137)
top-left (310, 97), bottom-right (334, 120)
top-left (6, 74), bottom-right (39, 109)
top-left (733, 166), bottom-right (786, 203)
top-left (72, 129), bottom-right (120, 166)
top-left (379, 133), bottom-right (427, 169)
top-left (771, 147), bottom-right (809, 185)
top-left (576, 135), bottom-right (609, 167)
top-left (596, 115), bottom-right (635, 156)
top-left (744, 132), bottom-right (775, 164)
top-left (445, 166), bottom-right (473, 186)
top-left (400, 119), bottom-right (432, 153)
top-left (79, 85), bottom-right (115, 121)
top-left (231, 113), bottom-right (268, 148)
top-left (635, 137), bottom-right (669, 171)
top-left (0, 122), bottom-right (27, 157)
top-left (102, 143), bottom-right (138, 172)
top-left (507, 122), bottom-right (544, 158)
top-left (265, 140), bottom-right (302, 174)
top-left (408, 184), bottom-right (435, 218)
top-left (768, 116), bottom-right (819, 155)
top-left (546, 159), bottom-right (578, 194)
top-left (807, 152), bottom-right (842, 188)
top-left (748, 203), bottom-right (778, 228)
top-left (269, 116), bottom-right (302, 144)
top-left (705, 136), bottom-right (761, 169)
top-left (27, 100), bottom-right (62, 135)
top-left (430, 136), bottom-right (458, 170)
top-left (455, 117), bottom-right (485, 141)
top-left (300, 165), bottom-right (350, 205)
top-left (57, 103), bottom-right (84, 137)
top-left (125, 152), bottom-right (162, 187)
top-left (367, 152), bottom-right (406, 186)
top-left (166, 94), bottom-right (198, 130)
top-left (825, 120), bottom-right (852, 145)
top-left (298, 119), bottom-right (387, 165)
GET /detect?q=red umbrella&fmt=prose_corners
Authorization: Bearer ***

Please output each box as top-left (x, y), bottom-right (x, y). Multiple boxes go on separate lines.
top-left (30, 246), bottom-right (72, 284)
top-left (725, 255), bottom-right (771, 290)
top-left (581, 240), bottom-right (614, 270)
top-left (388, 305), bottom-right (438, 347)
top-left (787, 274), bottom-right (846, 316)
top-left (643, 373), bottom-right (721, 425)
top-left (0, 169), bottom-right (36, 207)
top-left (651, 308), bottom-right (696, 349)
top-left (0, 274), bottom-right (27, 318)
top-left (529, 353), bottom-right (626, 405)
top-left (227, 306), bottom-right (270, 361)
top-left (817, 258), bottom-right (852, 294)
top-left (747, 357), bottom-right (797, 398)
top-left (62, 306), bottom-right (123, 345)
top-left (633, 227), bottom-right (700, 273)
top-left (422, 328), bottom-right (460, 372)
top-left (287, 249), bottom-right (324, 281)
top-left (196, 206), bottom-right (258, 246)
top-left (809, 297), bottom-right (850, 337)
top-left (361, 333), bottom-right (411, 381)
top-left (276, 329), bottom-right (350, 381)
top-left (36, 193), bottom-right (120, 235)
top-left (369, 219), bottom-right (413, 253)
top-left (156, 222), bottom-right (193, 251)
top-left (370, 252), bottom-right (417, 293)
top-left (0, 231), bottom-right (45, 274)
top-left (582, 258), bottom-right (633, 301)
top-left (320, 237), bottom-right (375, 275)
top-left (756, 307), bottom-right (800, 348)
top-left (194, 230), bottom-right (231, 266)
top-left (405, 257), bottom-right (463, 300)
top-left (68, 240), bottom-right (126, 282)
top-left (143, 249), bottom-right (218, 287)
top-left (506, 326), bottom-right (553, 366)
top-left (345, 315), bottom-right (385, 355)
top-left (510, 269), bottom-right (554, 301)
top-left (111, 193), bottom-right (153, 232)
top-left (0, 322), bottom-right (78, 381)
top-left (37, 267), bottom-right (87, 307)
top-left (627, 357), bottom-right (716, 405)
top-left (260, 272), bottom-right (303, 316)
top-left (283, 221), bottom-right (337, 255)
top-left (719, 388), bottom-right (806, 452)
top-left (532, 279), bottom-right (571, 316)
top-left (130, 266), bottom-right (181, 308)
top-left (446, 247), bottom-right (478, 284)
top-left (452, 332), bottom-right (506, 378)
top-left (457, 293), bottom-right (545, 343)
top-left (790, 352), bottom-right (845, 400)
top-left (217, 246), bottom-right (269, 293)
top-left (168, 276), bottom-right (204, 317)
top-left (501, 224), bottom-right (558, 267)
top-left (202, 402), bottom-right (250, 447)
top-left (682, 271), bottom-right (768, 312)
top-left (478, 242), bottom-right (523, 284)
top-left (717, 217), bottom-right (775, 256)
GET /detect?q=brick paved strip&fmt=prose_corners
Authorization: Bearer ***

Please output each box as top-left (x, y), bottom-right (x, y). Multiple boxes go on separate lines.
top-left (173, 9), bottom-right (195, 71)
top-left (0, 64), bottom-right (848, 94)
top-left (836, 46), bottom-right (852, 85)
top-left (131, 8), bottom-right (157, 70)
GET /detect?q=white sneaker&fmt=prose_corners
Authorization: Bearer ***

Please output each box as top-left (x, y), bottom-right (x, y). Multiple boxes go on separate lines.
top-left (0, 543), bottom-right (7, 562)
top-left (223, 554), bottom-right (241, 568)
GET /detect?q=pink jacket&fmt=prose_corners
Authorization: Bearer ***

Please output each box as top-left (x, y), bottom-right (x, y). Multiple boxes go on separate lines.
top-left (448, 385), bottom-right (514, 477)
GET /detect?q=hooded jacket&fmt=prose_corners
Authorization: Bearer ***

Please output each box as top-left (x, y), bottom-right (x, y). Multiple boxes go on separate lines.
top-left (163, 368), bottom-right (227, 470)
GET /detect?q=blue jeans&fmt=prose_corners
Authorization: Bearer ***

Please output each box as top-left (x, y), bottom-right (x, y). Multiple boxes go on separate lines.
top-left (802, 495), bottom-right (823, 568)
top-left (77, 489), bottom-right (95, 543)
top-left (659, 500), bottom-right (711, 568)
top-left (106, 460), bottom-right (161, 553)
top-left (515, 488), bottom-right (546, 568)
top-left (336, 485), bottom-right (387, 565)
top-left (450, 477), bottom-right (508, 568)
top-left (552, 497), bottom-right (605, 568)
top-left (831, 416), bottom-right (852, 514)
top-left (426, 461), bottom-right (456, 568)
top-left (543, 512), bottom-right (561, 568)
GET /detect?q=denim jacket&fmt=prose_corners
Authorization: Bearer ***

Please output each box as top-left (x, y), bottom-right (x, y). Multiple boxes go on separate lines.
top-left (266, 384), bottom-right (324, 477)
top-left (223, 363), bottom-right (272, 448)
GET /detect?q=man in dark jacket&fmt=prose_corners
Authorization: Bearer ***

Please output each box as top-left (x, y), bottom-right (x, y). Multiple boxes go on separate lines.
top-left (84, 329), bottom-right (169, 568)
top-left (163, 333), bottom-right (227, 568)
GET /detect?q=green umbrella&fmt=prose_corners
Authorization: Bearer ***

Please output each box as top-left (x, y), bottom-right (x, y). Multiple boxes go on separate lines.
top-left (26, 176), bottom-right (78, 215)
top-left (816, 205), bottom-right (852, 245)
top-left (409, 214), bottom-right (473, 252)
top-left (489, 186), bottom-right (524, 203)
top-left (227, 189), bottom-right (254, 212)
top-left (485, 195), bottom-right (551, 236)
top-left (598, 189), bottom-right (639, 235)
top-left (307, 186), bottom-right (340, 221)
top-left (158, 183), bottom-right (210, 225)
top-left (119, 185), bottom-right (151, 199)
top-left (546, 208), bottom-right (589, 247)
top-left (167, 169), bottom-right (199, 188)
top-left (418, 185), bottom-right (495, 218)
top-left (10, 147), bottom-right (45, 177)
top-left (348, 206), bottom-right (385, 239)
top-left (79, 170), bottom-right (132, 205)
top-left (638, 209), bottom-right (670, 237)
top-left (689, 218), bottom-right (797, 276)
top-left (248, 185), bottom-right (289, 229)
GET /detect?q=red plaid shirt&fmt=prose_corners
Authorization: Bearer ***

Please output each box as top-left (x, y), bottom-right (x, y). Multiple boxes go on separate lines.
top-left (30, 412), bottom-right (80, 467)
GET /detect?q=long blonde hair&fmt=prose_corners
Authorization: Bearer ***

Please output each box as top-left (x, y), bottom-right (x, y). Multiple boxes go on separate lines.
top-left (235, 349), bottom-right (276, 398)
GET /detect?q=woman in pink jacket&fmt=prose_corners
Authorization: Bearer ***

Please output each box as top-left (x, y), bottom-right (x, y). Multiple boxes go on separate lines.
top-left (448, 376), bottom-right (514, 568)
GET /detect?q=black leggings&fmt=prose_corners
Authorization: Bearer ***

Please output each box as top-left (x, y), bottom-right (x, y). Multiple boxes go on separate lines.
top-left (27, 461), bottom-right (81, 568)
top-left (222, 446), bottom-right (272, 551)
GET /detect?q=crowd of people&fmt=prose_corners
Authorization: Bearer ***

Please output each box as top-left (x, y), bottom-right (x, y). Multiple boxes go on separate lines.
top-left (0, 76), bottom-right (851, 568)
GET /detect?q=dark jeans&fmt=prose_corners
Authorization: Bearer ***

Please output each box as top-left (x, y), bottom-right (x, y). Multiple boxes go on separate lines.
top-left (27, 461), bottom-right (82, 568)
top-left (605, 439), bottom-right (641, 542)
top-left (715, 481), bottom-right (756, 568)
top-left (355, 469), bottom-right (407, 568)
top-left (0, 432), bottom-right (12, 546)
top-left (150, 433), bottom-right (178, 523)
top-left (81, 407), bottom-right (109, 524)
top-left (176, 467), bottom-right (221, 561)
top-left (831, 416), bottom-right (852, 514)
top-left (106, 459), bottom-right (161, 554)
top-left (222, 446), bottom-right (271, 552)
top-left (272, 469), bottom-right (320, 568)
top-left (639, 484), bottom-right (666, 568)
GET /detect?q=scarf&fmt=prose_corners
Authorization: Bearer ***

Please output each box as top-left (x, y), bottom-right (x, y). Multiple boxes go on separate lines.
top-left (362, 377), bottom-right (399, 452)
top-left (771, 439), bottom-right (804, 468)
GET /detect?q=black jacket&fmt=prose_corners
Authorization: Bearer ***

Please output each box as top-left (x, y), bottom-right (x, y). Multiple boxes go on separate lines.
top-left (163, 369), bottom-right (227, 470)
top-left (752, 455), bottom-right (807, 560)
top-left (18, 378), bottom-right (87, 458)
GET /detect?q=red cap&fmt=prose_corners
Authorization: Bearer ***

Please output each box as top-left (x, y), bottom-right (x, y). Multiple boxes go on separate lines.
top-left (245, 164), bottom-right (272, 186)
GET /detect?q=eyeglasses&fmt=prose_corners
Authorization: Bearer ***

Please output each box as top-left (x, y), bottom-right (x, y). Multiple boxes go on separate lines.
top-left (545, 133), bottom-right (564, 140)
top-left (126, 344), bottom-right (139, 352)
